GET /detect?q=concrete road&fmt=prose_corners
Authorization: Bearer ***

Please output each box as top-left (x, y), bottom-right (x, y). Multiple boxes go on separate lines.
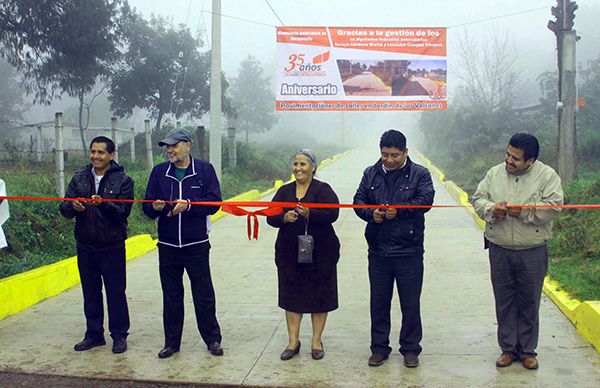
top-left (343, 72), bottom-right (389, 96)
top-left (1, 147), bottom-right (599, 387)
top-left (395, 80), bottom-right (429, 96)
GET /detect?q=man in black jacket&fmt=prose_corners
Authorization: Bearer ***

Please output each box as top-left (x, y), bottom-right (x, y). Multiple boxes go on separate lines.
top-left (60, 136), bottom-right (133, 354)
top-left (143, 128), bottom-right (223, 359)
top-left (354, 129), bottom-right (435, 368)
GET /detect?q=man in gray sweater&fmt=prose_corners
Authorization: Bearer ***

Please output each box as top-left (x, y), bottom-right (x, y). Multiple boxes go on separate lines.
top-left (473, 133), bottom-right (564, 370)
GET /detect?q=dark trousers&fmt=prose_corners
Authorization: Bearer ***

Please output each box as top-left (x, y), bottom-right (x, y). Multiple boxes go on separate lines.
top-left (489, 243), bottom-right (548, 358)
top-left (368, 254), bottom-right (424, 356)
top-left (77, 247), bottom-right (130, 340)
top-left (158, 243), bottom-right (222, 349)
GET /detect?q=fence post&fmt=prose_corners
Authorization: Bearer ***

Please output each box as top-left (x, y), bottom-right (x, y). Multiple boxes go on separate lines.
top-left (227, 127), bottom-right (237, 168)
top-left (55, 113), bottom-right (65, 198)
top-left (111, 117), bottom-right (118, 163)
top-left (145, 119), bottom-right (153, 170)
top-left (130, 127), bottom-right (136, 161)
top-left (197, 126), bottom-right (206, 160)
top-left (36, 125), bottom-right (43, 162)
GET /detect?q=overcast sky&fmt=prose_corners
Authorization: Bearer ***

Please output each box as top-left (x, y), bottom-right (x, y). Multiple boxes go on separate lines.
top-left (25, 0), bottom-right (600, 127)
top-left (125, 0), bottom-right (600, 79)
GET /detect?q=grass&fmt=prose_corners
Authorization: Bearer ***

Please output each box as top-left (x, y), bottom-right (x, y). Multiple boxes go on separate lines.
top-left (0, 142), bottom-right (346, 278)
top-left (547, 257), bottom-right (600, 301)
top-left (546, 170), bottom-right (600, 301)
top-left (428, 152), bottom-right (600, 302)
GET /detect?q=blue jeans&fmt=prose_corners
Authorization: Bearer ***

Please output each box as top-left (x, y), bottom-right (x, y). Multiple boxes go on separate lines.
top-left (368, 254), bottom-right (423, 356)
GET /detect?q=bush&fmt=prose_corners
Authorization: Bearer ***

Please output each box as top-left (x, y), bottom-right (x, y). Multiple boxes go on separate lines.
top-left (0, 140), bottom-right (346, 278)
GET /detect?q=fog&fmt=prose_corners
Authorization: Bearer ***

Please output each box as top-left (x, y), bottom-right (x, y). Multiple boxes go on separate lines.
top-left (13, 0), bottom-right (600, 148)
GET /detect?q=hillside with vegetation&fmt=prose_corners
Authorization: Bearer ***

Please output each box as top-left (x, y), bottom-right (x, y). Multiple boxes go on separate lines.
top-left (420, 50), bottom-right (600, 301)
top-left (0, 133), bottom-right (345, 278)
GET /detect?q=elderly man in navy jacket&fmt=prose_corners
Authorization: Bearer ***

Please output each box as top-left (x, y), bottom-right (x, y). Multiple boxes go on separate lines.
top-left (143, 128), bottom-right (224, 359)
top-left (354, 129), bottom-right (435, 368)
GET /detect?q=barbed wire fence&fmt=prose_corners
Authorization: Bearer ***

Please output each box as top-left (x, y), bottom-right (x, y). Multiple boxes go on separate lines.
top-left (0, 114), bottom-right (155, 197)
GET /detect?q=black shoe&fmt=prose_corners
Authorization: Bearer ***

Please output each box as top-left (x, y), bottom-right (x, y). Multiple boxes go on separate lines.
top-left (403, 354), bottom-right (419, 368)
top-left (208, 341), bottom-right (224, 356)
top-left (74, 337), bottom-right (106, 351)
top-left (368, 353), bottom-right (388, 367)
top-left (280, 342), bottom-right (301, 361)
top-left (311, 342), bottom-right (324, 360)
top-left (158, 346), bottom-right (179, 359)
top-left (112, 338), bottom-right (127, 354)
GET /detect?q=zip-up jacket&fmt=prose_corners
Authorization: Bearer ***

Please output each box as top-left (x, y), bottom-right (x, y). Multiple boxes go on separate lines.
top-left (472, 160), bottom-right (563, 250)
top-left (353, 157), bottom-right (435, 257)
top-left (143, 156), bottom-right (221, 248)
top-left (59, 161), bottom-right (134, 251)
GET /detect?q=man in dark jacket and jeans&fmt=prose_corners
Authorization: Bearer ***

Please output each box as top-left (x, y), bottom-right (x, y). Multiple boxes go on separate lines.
top-left (143, 128), bottom-right (224, 359)
top-left (60, 136), bottom-right (133, 354)
top-left (354, 129), bottom-right (435, 368)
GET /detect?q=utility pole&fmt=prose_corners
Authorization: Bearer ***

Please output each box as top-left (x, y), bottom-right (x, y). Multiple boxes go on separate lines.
top-left (548, 0), bottom-right (578, 182)
top-left (210, 0), bottom-right (222, 181)
top-left (55, 113), bottom-right (65, 198)
top-left (341, 111), bottom-right (346, 148)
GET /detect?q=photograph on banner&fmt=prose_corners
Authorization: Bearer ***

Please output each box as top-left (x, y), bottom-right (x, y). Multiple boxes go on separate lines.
top-left (276, 27), bottom-right (447, 111)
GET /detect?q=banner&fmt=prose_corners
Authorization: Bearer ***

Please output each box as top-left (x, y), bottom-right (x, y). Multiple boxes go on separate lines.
top-left (276, 27), bottom-right (447, 111)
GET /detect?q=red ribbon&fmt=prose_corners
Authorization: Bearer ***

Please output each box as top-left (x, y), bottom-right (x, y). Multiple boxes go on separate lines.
top-left (221, 204), bottom-right (283, 239)
top-left (0, 195), bottom-right (595, 240)
top-left (1, 195), bottom-right (593, 209)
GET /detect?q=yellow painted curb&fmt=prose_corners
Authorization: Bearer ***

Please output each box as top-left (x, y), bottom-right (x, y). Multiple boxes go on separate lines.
top-left (0, 148), bottom-right (356, 322)
top-left (420, 148), bottom-right (600, 354)
top-left (413, 149), bottom-right (444, 181)
top-left (543, 278), bottom-right (581, 322)
top-left (210, 189), bottom-right (261, 222)
top-left (258, 148), bottom-right (357, 199)
top-left (543, 279), bottom-right (600, 351)
top-left (444, 180), bottom-right (469, 205)
top-left (412, 149), bottom-right (432, 169)
top-left (0, 234), bottom-right (156, 321)
top-left (574, 302), bottom-right (600, 352)
top-left (259, 180), bottom-right (284, 197)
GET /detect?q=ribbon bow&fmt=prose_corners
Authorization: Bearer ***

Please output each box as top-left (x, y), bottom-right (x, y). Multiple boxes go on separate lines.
top-left (221, 205), bottom-right (283, 239)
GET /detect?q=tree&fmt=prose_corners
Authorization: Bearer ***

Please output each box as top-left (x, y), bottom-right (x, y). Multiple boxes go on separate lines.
top-left (109, 14), bottom-right (232, 131)
top-left (0, 0), bottom-right (66, 71)
top-left (578, 56), bottom-right (600, 135)
top-left (229, 55), bottom-right (277, 143)
top-left (0, 0), bottom-right (123, 153)
top-left (537, 70), bottom-right (559, 118)
top-left (0, 60), bottom-right (27, 124)
top-left (454, 27), bottom-right (519, 112)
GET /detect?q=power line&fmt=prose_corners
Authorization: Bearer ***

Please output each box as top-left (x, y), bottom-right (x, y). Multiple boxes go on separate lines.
top-left (184, 0), bottom-right (193, 25)
top-left (447, 6), bottom-right (548, 29)
top-left (199, 4), bottom-right (547, 32)
top-left (172, 0), bottom-right (197, 120)
top-left (169, 0), bottom-right (194, 118)
top-left (200, 10), bottom-right (276, 28)
top-left (200, 0), bottom-right (211, 50)
top-left (264, 0), bottom-right (285, 25)
top-left (327, 0), bottom-right (344, 25)
top-left (292, 0), bottom-right (318, 25)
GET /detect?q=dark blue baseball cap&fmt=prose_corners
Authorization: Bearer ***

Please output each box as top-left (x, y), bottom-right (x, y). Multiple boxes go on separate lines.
top-left (158, 128), bottom-right (192, 146)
